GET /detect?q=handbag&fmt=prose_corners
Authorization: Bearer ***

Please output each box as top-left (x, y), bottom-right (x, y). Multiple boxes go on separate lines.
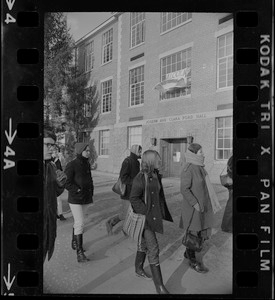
top-left (122, 174), bottom-right (147, 244)
top-left (220, 166), bottom-right (233, 188)
top-left (182, 209), bottom-right (203, 252)
top-left (112, 177), bottom-right (126, 196)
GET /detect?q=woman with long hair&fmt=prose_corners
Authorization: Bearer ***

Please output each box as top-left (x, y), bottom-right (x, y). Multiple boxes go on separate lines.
top-left (130, 150), bottom-right (173, 294)
top-left (65, 143), bottom-right (94, 263)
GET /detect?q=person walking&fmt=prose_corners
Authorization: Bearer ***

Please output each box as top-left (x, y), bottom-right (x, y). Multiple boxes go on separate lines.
top-left (105, 144), bottom-right (142, 235)
top-left (65, 143), bottom-right (94, 263)
top-left (43, 129), bottom-right (67, 263)
top-left (221, 155), bottom-right (233, 233)
top-left (52, 147), bottom-right (66, 221)
top-left (130, 150), bottom-right (173, 294)
top-left (180, 143), bottom-right (217, 273)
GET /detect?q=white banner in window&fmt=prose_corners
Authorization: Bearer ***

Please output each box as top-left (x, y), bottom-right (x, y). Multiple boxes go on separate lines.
top-left (154, 67), bottom-right (190, 92)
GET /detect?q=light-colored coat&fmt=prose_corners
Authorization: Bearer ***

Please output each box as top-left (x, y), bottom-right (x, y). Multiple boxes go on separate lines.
top-left (180, 163), bottom-right (214, 232)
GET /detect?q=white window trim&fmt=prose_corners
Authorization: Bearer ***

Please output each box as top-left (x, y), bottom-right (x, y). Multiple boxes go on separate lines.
top-left (101, 78), bottom-right (112, 114)
top-left (160, 18), bottom-right (192, 35)
top-left (130, 13), bottom-right (145, 49)
top-left (215, 116), bottom-right (233, 161)
top-left (129, 64), bottom-right (145, 107)
top-left (216, 31), bottom-right (233, 91)
top-left (129, 60), bottom-right (146, 71)
top-left (84, 41), bottom-right (94, 73)
top-left (130, 41), bottom-right (145, 51)
top-left (99, 130), bottom-right (110, 157)
top-left (102, 28), bottom-right (113, 65)
top-left (159, 42), bottom-right (193, 59)
top-left (215, 25), bottom-right (234, 38)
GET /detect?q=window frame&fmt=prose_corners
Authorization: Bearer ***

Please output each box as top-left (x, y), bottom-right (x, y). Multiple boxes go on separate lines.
top-left (99, 130), bottom-right (110, 156)
top-left (127, 125), bottom-right (142, 149)
top-left (215, 116), bottom-right (233, 160)
top-left (130, 12), bottom-right (145, 48)
top-left (84, 41), bottom-right (94, 73)
top-left (159, 47), bottom-right (192, 100)
top-left (101, 79), bottom-right (112, 114)
top-left (160, 12), bottom-right (192, 34)
top-left (102, 28), bottom-right (113, 65)
top-left (217, 32), bottom-right (233, 90)
top-left (129, 65), bottom-right (145, 107)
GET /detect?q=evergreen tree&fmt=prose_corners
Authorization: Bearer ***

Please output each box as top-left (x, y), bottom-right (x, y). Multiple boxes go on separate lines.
top-left (44, 12), bottom-right (73, 126)
top-left (64, 72), bottom-right (100, 143)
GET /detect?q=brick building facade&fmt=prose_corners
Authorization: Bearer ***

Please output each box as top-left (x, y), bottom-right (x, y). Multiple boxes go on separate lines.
top-left (75, 12), bottom-right (233, 182)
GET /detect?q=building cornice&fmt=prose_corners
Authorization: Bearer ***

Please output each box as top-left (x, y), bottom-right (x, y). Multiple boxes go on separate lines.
top-left (75, 12), bottom-right (122, 45)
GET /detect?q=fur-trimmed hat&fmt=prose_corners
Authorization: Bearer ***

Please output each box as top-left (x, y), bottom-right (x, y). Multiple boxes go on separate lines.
top-left (75, 143), bottom-right (89, 155)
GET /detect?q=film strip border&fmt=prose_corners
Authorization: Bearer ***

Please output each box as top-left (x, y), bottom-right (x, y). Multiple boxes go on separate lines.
top-left (1, 1), bottom-right (273, 297)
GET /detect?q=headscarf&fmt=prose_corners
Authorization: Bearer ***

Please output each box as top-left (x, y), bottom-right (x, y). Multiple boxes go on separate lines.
top-left (185, 149), bottom-right (205, 166)
top-left (130, 144), bottom-right (141, 156)
top-left (75, 143), bottom-right (88, 155)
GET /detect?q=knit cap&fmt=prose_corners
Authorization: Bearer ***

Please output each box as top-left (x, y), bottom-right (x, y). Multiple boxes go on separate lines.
top-left (188, 143), bottom-right (202, 154)
top-left (75, 143), bottom-right (89, 155)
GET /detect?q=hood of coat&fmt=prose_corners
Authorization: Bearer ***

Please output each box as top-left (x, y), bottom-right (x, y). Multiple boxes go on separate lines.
top-left (75, 143), bottom-right (89, 155)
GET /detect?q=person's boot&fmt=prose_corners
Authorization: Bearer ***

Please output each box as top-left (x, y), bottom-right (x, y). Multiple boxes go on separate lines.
top-left (71, 228), bottom-right (77, 250)
top-left (105, 215), bottom-right (121, 235)
top-left (149, 264), bottom-right (169, 294)
top-left (135, 251), bottom-right (152, 280)
top-left (186, 248), bottom-right (208, 273)
top-left (72, 229), bottom-right (85, 252)
top-left (75, 234), bottom-right (90, 263)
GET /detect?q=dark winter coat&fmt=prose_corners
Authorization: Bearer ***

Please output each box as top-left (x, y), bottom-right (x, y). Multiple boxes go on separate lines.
top-left (180, 163), bottom-right (214, 232)
top-left (43, 160), bottom-right (64, 262)
top-left (65, 155), bottom-right (94, 205)
top-left (130, 170), bottom-right (173, 234)
top-left (120, 152), bottom-right (141, 200)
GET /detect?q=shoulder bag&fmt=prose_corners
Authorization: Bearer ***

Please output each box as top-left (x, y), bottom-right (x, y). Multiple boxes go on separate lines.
top-left (122, 174), bottom-right (147, 245)
top-left (182, 208), bottom-right (203, 252)
top-left (112, 177), bottom-right (126, 196)
top-left (220, 165), bottom-right (233, 188)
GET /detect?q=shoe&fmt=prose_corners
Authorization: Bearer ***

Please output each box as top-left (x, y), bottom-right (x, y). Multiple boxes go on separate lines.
top-left (189, 260), bottom-right (209, 273)
top-left (72, 228), bottom-right (85, 252)
top-left (75, 234), bottom-right (90, 263)
top-left (58, 214), bottom-right (66, 221)
top-left (106, 215), bottom-right (121, 235)
top-left (135, 251), bottom-right (152, 280)
top-left (149, 264), bottom-right (169, 294)
top-left (56, 215), bottom-right (60, 219)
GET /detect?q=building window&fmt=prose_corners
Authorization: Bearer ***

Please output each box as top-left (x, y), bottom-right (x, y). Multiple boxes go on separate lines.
top-left (160, 47), bottom-right (192, 100)
top-left (161, 12), bottom-right (192, 33)
top-left (130, 13), bottom-right (145, 48)
top-left (216, 116), bottom-right (233, 160)
top-left (99, 130), bottom-right (110, 155)
top-left (128, 126), bottom-right (142, 149)
top-left (217, 32), bottom-right (233, 89)
top-left (84, 41), bottom-right (94, 72)
top-left (129, 65), bottom-right (144, 106)
top-left (101, 80), bottom-right (112, 113)
top-left (102, 28), bottom-right (113, 64)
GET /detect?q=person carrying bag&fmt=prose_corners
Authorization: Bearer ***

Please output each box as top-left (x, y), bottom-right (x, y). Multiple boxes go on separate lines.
top-left (129, 150), bottom-right (173, 294)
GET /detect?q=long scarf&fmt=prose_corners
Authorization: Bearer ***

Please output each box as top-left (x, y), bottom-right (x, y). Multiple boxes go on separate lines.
top-left (205, 174), bottom-right (222, 214)
top-left (184, 149), bottom-right (205, 166)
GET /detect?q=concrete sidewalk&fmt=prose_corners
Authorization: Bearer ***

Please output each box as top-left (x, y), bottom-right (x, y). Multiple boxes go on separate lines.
top-left (44, 172), bottom-right (232, 295)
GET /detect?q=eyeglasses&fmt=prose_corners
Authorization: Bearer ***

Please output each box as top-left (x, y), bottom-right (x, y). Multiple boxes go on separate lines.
top-left (44, 143), bottom-right (56, 149)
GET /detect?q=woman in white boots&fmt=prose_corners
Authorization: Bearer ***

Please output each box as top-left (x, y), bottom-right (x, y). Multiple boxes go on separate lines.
top-left (130, 150), bottom-right (173, 294)
top-left (65, 143), bottom-right (94, 263)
